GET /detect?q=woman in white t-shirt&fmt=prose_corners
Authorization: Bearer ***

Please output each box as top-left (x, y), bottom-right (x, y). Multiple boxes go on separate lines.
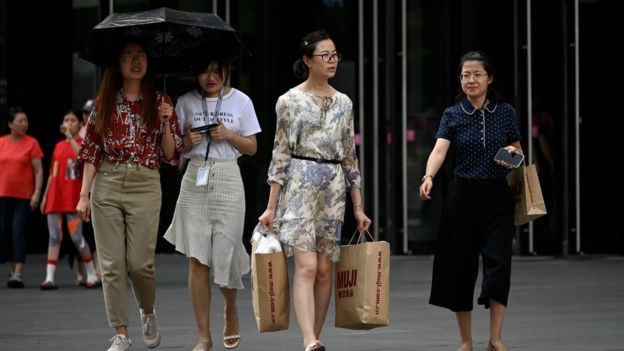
top-left (164, 60), bottom-right (261, 351)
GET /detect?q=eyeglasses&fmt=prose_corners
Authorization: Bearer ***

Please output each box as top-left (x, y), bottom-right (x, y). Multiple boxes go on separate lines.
top-left (311, 53), bottom-right (342, 63)
top-left (460, 72), bottom-right (488, 81)
top-left (120, 52), bottom-right (148, 62)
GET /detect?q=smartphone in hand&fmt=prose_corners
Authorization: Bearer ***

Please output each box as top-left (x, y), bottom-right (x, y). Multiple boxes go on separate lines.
top-left (190, 123), bottom-right (219, 134)
top-left (494, 148), bottom-right (525, 168)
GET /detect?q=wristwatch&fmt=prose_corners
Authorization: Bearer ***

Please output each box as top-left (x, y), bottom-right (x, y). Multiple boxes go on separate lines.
top-left (421, 174), bottom-right (433, 183)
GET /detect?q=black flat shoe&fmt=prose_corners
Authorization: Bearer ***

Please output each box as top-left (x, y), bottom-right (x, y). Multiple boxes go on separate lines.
top-left (7, 278), bottom-right (24, 289)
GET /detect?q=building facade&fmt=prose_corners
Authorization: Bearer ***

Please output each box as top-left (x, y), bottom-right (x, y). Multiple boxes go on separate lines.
top-left (1, 0), bottom-right (621, 255)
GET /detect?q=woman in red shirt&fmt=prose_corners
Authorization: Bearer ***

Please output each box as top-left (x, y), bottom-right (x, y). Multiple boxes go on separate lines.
top-left (0, 107), bottom-right (43, 289)
top-left (39, 110), bottom-right (99, 290)
top-left (76, 40), bottom-right (183, 351)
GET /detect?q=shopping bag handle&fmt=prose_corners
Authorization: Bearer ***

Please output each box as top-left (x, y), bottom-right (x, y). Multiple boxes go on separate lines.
top-left (346, 230), bottom-right (375, 245)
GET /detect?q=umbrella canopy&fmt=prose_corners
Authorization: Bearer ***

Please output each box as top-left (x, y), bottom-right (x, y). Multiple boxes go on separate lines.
top-left (79, 7), bottom-right (249, 74)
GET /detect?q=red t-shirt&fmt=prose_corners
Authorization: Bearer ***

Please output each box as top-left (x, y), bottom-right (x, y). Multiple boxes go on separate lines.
top-left (0, 135), bottom-right (44, 199)
top-left (44, 139), bottom-right (83, 213)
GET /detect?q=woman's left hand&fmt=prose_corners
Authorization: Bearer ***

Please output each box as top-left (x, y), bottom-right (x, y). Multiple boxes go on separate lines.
top-left (354, 208), bottom-right (372, 232)
top-left (209, 120), bottom-right (234, 141)
top-left (495, 145), bottom-right (519, 169)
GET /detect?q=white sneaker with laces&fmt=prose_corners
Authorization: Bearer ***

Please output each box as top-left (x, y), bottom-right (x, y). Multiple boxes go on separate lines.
top-left (140, 308), bottom-right (161, 348)
top-left (107, 334), bottom-right (131, 351)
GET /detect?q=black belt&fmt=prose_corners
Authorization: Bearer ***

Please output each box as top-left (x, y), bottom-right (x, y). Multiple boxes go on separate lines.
top-left (292, 154), bottom-right (341, 164)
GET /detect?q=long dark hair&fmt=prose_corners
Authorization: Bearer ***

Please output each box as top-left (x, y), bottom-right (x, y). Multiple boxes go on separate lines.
top-left (94, 40), bottom-right (158, 136)
top-left (292, 30), bottom-right (333, 80)
top-left (454, 51), bottom-right (503, 103)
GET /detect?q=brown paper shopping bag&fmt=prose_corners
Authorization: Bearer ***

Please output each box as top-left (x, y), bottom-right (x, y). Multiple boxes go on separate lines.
top-left (335, 231), bottom-right (390, 330)
top-left (507, 164), bottom-right (547, 225)
top-left (251, 233), bottom-right (290, 332)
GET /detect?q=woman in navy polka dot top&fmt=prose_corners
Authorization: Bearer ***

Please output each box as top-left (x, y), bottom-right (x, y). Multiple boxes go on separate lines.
top-left (419, 51), bottom-right (522, 351)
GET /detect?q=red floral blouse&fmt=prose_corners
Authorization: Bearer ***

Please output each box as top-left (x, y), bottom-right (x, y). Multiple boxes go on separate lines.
top-left (78, 90), bottom-right (183, 169)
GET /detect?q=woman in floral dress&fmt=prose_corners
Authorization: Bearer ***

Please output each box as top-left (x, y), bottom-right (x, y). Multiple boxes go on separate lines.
top-left (259, 30), bottom-right (371, 351)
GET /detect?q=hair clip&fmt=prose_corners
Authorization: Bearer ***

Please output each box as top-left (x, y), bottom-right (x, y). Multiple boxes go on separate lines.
top-left (303, 40), bottom-right (309, 47)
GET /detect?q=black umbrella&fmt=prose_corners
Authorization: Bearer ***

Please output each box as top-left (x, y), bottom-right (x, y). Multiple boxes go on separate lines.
top-left (79, 7), bottom-right (248, 74)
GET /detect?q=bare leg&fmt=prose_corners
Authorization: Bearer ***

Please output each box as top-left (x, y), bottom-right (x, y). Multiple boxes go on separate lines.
top-left (489, 300), bottom-right (507, 348)
top-left (11, 262), bottom-right (23, 276)
top-left (75, 258), bottom-right (85, 284)
top-left (293, 250), bottom-right (318, 347)
top-left (115, 326), bottom-right (128, 336)
top-left (219, 287), bottom-right (240, 347)
top-left (189, 258), bottom-right (213, 348)
top-left (455, 311), bottom-right (472, 349)
top-left (313, 253), bottom-right (332, 338)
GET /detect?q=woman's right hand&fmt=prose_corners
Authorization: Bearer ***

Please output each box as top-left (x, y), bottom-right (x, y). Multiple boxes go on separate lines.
top-left (76, 195), bottom-right (91, 222)
top-left (39, 196), bottom-right (47, 214)
top-left (419, 178), bottom-right (433, 201)
top-left (184, 122), bottom-right (203, 147)
top-left (60, 122), bottom-right (72, 139)
top-left (258, 208), bottom-right (275, 231)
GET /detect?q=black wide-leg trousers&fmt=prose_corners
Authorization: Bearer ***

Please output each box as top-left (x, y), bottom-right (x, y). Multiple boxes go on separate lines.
top-left (429, 177), bottom-right (514, 312)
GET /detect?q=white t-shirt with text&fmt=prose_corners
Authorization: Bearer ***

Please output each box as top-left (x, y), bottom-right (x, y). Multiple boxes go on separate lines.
top-left (176, 88), bottom-right (261, 160)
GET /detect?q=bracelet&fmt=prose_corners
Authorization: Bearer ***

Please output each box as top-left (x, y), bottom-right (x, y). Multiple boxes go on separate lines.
top-left (421, 174), bottom-right (433, 183)
top-left (354, 204), bottom-right (363, 209)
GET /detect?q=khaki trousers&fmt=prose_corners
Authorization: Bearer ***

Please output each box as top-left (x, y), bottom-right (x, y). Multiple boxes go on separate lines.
top-left (91, 161), bottom-right (161, 327)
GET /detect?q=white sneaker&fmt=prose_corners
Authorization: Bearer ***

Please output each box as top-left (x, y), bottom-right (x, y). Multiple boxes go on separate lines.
top-left (140, 308), bottom-right (161, 348)
top-left (107, 334), bottom-right (131, 351)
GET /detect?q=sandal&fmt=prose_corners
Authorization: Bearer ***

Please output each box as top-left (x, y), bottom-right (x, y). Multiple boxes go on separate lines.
top-left (305, 340), bottom-right (326, 351)
top-left (223, 334), bottom-right (240, 349)
top-left (487, 341), bottom-right (509, 351)
top-left (223, 309), bottom-right (240, 349)
top-left (192, 336), bottom-right (212, 351)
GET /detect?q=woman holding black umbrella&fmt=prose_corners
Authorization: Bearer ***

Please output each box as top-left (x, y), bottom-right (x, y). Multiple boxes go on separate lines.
top-left (76, 40), bottom-right (183, 351)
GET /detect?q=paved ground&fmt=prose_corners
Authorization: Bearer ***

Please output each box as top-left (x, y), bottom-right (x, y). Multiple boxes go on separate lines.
top-left (1, 253), bottom-right (623, 351)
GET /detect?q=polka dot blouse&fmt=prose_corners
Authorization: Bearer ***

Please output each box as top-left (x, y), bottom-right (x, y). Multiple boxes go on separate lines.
top-left (436, 96), bottom-right (521, 179)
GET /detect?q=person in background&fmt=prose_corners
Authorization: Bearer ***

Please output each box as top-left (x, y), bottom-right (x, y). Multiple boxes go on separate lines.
top-left (74, 98), bottom-right (100, 286)
top-left (39, 109), bottom-right (99, 290)
top-left (76, 40), bottom-right (183, 351)
top-left (259, 30), bottom-right (371, 351)
top-left (79, 99), bottom-right (93, 139)
top-left (420, 51), bottom-right (522, 351)
top-left (164, 59), bottom-right (261, 351)
top-left (0, 107), bottom-right (43, 289)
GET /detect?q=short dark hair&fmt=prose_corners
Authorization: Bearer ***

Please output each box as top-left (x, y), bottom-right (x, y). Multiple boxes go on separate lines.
top-left (193, 61), bottom-right (230, 95)
top-left (64, 109), bottom-right (82, 120)
top-left (8, 106), bottom-right (25, 123)
top-left (455, 50), bottom-right (503, 103)
top-left (292, 30), bottom-right (333, 80)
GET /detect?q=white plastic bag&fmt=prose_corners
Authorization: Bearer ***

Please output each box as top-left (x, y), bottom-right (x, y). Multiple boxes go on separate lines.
top-left (251, 223), bottom-right (282, 253)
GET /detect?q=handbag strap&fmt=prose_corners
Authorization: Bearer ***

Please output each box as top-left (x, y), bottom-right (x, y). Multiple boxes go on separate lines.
top-left (346, 230), bottom-right (375, 245)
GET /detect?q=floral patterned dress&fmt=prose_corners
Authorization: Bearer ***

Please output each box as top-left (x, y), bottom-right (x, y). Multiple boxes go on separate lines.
top-left (268, 88), bottom-right (361, 262)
